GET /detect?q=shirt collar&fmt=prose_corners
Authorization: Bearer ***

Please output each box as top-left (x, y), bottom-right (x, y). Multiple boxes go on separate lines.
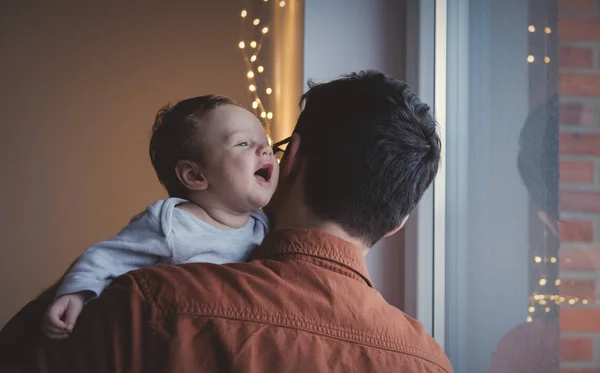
top-left (251, 229), bottom-right (374, 288)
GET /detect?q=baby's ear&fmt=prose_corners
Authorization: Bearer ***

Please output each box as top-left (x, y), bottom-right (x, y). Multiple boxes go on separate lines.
top-left (175, 160), bottom-right (208, 191)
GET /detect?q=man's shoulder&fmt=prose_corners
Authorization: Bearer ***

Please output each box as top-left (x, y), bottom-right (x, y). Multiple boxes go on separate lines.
top-left (121, 260), bottom-right (450, 371)
top-left (124, 261), bottom-right (269, 309)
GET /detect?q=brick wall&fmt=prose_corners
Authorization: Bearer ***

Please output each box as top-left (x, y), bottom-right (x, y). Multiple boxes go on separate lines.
top-left (558, 0), bottom-right (600, 371)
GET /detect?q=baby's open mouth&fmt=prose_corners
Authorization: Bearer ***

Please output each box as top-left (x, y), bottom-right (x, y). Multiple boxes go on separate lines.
top-left (254, 163), bottom-right (273, 182)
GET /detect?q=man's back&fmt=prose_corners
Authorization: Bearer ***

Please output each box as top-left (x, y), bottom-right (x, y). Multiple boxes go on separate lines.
top-left (35, 229), bottom-right (450, 372)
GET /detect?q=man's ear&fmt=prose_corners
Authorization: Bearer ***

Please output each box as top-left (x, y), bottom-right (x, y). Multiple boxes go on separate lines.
top-left (280, 133), bottom-right (301, 180)
top-left (175, 160), bottom-right (208, 191)
top-left (383, 215), bottom-right (410, 238)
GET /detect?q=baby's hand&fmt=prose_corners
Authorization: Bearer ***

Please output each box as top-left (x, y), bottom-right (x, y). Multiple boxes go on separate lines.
top-left (41, 292), bottom-right (88, 340)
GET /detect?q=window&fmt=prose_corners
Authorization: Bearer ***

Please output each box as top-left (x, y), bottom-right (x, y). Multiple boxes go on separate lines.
top-left (439, 0), bottom-right (600, 371)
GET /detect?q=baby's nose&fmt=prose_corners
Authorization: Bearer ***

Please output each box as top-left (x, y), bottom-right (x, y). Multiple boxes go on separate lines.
top-left (258, 143), bottom-right (273, 156)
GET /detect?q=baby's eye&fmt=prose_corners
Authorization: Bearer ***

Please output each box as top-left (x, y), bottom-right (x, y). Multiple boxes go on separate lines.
top-left (237, 141), bottom-right (249, 147)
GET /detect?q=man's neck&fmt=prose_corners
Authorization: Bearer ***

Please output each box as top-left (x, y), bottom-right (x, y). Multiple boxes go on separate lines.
top-left (271, 202), bottom-right (368, 255)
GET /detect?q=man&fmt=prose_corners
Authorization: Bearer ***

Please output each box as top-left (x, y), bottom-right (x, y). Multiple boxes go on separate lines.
top-left (1, 70), bottom-right (451, 372)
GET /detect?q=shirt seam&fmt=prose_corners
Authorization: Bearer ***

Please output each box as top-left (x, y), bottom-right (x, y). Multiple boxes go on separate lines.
top-left (257, 233), bottom-right (371, 284)
top-left (289, 255), bottom-right (372, 286)
top-left (153, 306), bottom-right (450, 372)
top-left (146, 208), bottom-right (175, 263)
top-left (268, 252), bottom-right (373, 287)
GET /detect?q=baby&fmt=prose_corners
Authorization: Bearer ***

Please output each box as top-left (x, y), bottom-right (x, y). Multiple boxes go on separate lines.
top-left (42, 95), bottom-right (279, 339)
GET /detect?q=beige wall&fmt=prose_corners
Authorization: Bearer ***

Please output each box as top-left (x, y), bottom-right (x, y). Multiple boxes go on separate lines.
top-left (304, 0), bottom-right (407, 310)
top-left (0, 1), bottom-right (248, 327)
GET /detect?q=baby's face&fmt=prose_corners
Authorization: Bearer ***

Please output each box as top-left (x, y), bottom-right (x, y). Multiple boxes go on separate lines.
top-left (198, 104), bottom-right (279, 212)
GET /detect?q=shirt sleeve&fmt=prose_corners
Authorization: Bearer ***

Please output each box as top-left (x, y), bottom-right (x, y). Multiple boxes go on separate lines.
top-left (56, 207), bottom-right (173, 298)
top-left (33, 273), bottom-right (147, 373)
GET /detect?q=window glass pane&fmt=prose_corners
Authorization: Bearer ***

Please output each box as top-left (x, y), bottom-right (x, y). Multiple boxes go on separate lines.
top-left (445, 0), bottom-right (599, 371)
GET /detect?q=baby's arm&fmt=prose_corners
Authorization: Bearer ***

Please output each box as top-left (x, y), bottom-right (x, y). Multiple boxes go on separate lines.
top-left (43, 207), bottom-right (172, 339)
top-left (58, 210), bottom-right (172, 297)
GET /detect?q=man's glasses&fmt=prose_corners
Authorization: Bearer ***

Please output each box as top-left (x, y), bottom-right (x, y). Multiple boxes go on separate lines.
top-left (272, 136), bottom-right (291, 161)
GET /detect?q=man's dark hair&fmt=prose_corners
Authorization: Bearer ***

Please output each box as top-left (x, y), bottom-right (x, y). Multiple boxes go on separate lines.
top-left (149, 95), bottom-right (238, 198)
top-left (295, 70), bottom-right (441, 246)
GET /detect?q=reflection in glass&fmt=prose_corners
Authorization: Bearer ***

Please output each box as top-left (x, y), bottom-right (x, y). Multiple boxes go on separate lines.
top-left (445, 0), bottom-right (600, 371)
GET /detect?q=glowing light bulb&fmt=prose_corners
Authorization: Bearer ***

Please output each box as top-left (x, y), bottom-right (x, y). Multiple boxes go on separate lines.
top-left (262, 27), bottom-right (269, 34)
top-left (555, 279), bottom-right (561, 286)
top-left (247, 71), bottom-right (255, 79)
top-left (257, 65), bottom-right (264, 73)
top-left (250, 55), bottom-right (257, 62)
top-left (545, 307), bottom-right (550, 313)
top-left (526, 316), bottom-right (532, 323)
top-left (249, 84), bottom-right (256, 92)
top-left (250, 41), bottom-right (257, 49)
top-left (528, 25), bottom-right (535, 32)
top-left (527, 55), bottom-right (535, 63)
top-left (539, 278), bottom-right (547, 286)
top-left (568, 299), bottom-right (576, 305)
top-left (279, 0), bottom-right (286, 6)
top-left (550, 256), bottom-right (556, 263)
top-left (582, 299), bottom-right (589, 304)
top-left (260, 111), bottom-right (267, 118)
top-left (241, 10), bottom-right (247, 18)
top-left (534, 256), bottom-right (542, 263)
top-left (545, 56), bottom-right (551, 64)
top-left (253, 18), bottom-right (260, 26)
top-left (267, 112), bottom-right (273, 119)
top-left (266, 87), bottom-right (272, 95)
top-left (238, 41), bottom-right (245, 49)
top-left (528, 306), bottom-right (535, 313)
top-left (545, 27), bottom-right (551, 34)
top-left (252, 101), bottom-right (259, 109)
top-left (539, 299), bottom-right (547, 305)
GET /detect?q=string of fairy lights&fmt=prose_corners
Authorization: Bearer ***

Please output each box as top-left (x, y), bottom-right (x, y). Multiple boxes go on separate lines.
top-left (525, 244), bottom-right (589, 324)
top-left (526, 25), bottom-right (553, 65)
top-left (238, 0), bottom-right (287, 142)
top-left (524, 22), bottom-right (590, 323)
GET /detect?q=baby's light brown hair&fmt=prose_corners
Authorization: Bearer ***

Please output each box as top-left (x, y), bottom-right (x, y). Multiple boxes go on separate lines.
top-left (149, 95), bottom-right (239, 198)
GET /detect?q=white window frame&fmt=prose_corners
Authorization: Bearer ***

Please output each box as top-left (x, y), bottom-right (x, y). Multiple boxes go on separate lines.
top-left (403, 0), bottom-right (448, 350)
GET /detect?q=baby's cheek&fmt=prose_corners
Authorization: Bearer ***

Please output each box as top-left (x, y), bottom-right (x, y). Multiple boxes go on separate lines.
top-left (228, 158), bottom-right (252, 175)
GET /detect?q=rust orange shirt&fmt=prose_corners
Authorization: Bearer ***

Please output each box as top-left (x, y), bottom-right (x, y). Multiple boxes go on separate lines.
top-left (2, 229), bottom-right (452, 373)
